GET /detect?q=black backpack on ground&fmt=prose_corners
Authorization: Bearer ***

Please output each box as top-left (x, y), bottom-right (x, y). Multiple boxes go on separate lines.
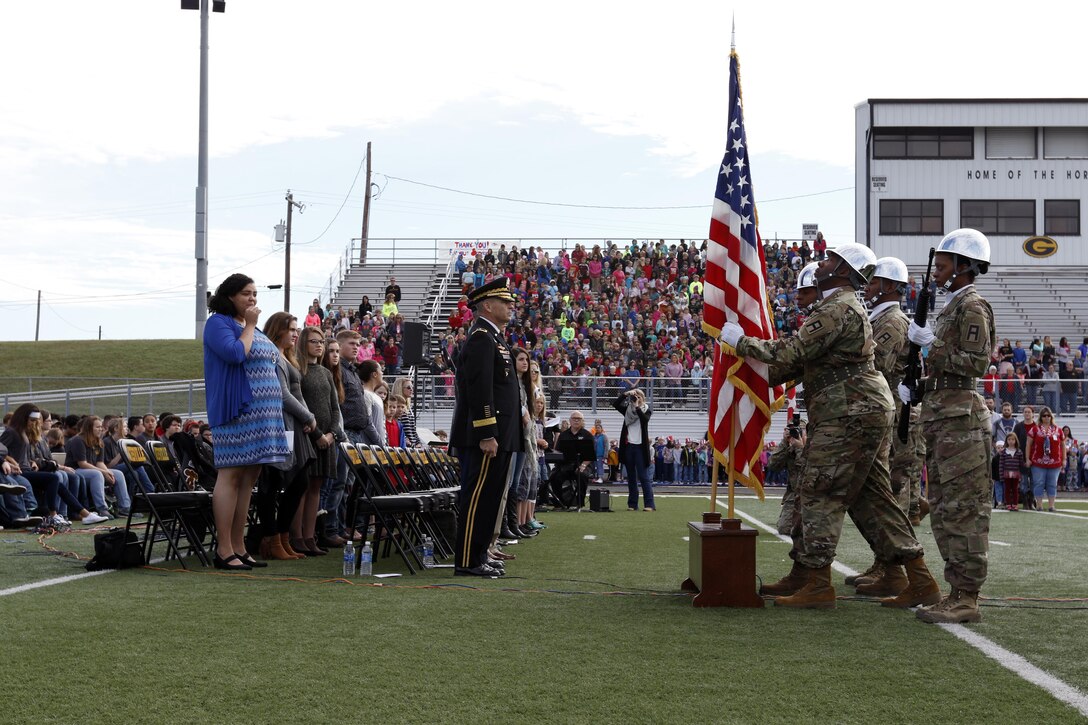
top-left (85, 528), bottom-right (143, 571)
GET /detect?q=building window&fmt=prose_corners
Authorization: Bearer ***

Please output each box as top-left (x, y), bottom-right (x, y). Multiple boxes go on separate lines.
top-left (985, 128), bottom-right (1036, 159)
top-left (872, 127), bottom-right (973, 159)
top-left (960, 200), bottom-right (1036, 236)
top-left (1043, 128), bottom-right (1088, 159)
top-left (880, 199), bottom-right (944, 235)
top-left (1045, 200), bottom-right (1080, 236)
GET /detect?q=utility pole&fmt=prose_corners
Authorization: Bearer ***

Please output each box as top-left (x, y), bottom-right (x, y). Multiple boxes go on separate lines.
top-left (360, 141), bottom-right (372, 264)
top-left (184, 0), bottom-right (227, 339)
top-left (284, 190), bottom-right (304, 313)
top-left (34, 290), bottom-right (41, 342)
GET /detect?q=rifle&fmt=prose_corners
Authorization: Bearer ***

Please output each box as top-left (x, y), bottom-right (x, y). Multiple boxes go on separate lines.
top-left (897, 247), bottom-right (935, 444)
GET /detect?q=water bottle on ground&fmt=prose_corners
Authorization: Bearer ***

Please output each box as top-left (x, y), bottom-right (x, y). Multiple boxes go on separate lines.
top-left (359, 541), bottom-right (373, 576)
top-left (342, 540), bottom-right (355, 577)
top-left (422, 535), bottom-right (434, 569)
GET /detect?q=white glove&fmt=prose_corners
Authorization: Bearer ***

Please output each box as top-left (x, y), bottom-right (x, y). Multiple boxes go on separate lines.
top-left (907, 321), bottom-right (935, 347)
top-left (897, 383), bottom-right (913, 406)
top-left (719, 322), bottom-right (743, 348)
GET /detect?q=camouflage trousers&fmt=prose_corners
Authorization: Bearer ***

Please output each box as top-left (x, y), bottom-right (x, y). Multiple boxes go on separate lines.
top-left (777, 477), bottom-right (800, 535)
top-left (891, 405), bottom-right (925, 518)
top-left (923, 410), bottom-right (992, 592)
top-left (797, 410), bottom-right (924, 570)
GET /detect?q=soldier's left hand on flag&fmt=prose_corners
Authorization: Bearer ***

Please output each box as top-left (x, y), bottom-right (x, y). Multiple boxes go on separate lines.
top-left (907, 320), bottom-right (935, 347)
top-left (719, 322), bottom-right (743, 348)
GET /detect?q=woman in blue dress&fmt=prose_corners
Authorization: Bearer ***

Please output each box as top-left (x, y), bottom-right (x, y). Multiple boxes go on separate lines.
top-left (203, 274), bottom-right (290, 570)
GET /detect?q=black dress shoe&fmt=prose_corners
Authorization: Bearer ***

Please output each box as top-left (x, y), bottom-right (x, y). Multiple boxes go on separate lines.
top-left (517, 526), bottom-right (538, 538)
top-left (213, 553), bottom-right (252, 571)
top-left (500, 527), bottom-right (524, 540)
top-left (454, 565), bottom-right (500, 578)
top-left (236, 553), bottom-right (268, 568)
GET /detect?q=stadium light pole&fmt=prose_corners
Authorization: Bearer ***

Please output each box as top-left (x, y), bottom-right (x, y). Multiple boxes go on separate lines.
top-left (183, 0), bottom-right (226, 340)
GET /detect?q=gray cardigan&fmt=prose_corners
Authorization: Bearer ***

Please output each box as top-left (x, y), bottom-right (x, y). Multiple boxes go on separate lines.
top-left (275, 354), bottom-right (317, 472)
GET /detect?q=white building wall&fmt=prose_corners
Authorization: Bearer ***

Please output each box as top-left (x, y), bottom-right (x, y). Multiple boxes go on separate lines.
top-left (856, 100), bottom-right (1088, 268)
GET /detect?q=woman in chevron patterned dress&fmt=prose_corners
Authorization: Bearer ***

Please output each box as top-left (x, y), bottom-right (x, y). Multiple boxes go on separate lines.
top-left (203, 274), bottom-right (290, 570)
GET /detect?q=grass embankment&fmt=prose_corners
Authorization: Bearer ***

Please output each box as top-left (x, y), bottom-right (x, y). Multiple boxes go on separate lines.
top-left (3, 495), bottom-right (1087, 723)
top-left (0, 340), bottom-right (203, 392)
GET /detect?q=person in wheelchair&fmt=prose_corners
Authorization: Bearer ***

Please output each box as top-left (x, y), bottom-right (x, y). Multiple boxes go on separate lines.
top-left (551, 411), bottom-right (596, 509)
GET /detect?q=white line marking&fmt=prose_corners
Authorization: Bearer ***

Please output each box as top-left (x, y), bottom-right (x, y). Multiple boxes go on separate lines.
top-left (991, 541), bottom-right (1012, 547)
top-left (938, 624), bottom-right (1088, 718)
top-left (583, 535), bottom-right (597, 540)
top-left (681, 536), bottom-right (690, 541)
top-left (0, 570), bottom-right (111, 597)
top-left (713, 496), bottom-right (1088, 717)
top-left (1038, 510), bottom-right (1088, 521)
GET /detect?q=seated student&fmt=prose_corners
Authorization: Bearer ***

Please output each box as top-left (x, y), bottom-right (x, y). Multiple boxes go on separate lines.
top-left (158, 414), bottom-right (183, 462)
top-left (0, 440), bottom-right (43, 529)
top-left (554, 411), bottom-right (596, 509)
top-left (2, 405), bottom-right (103, 527)
top-left (63, 416), bottom-right (115, 522)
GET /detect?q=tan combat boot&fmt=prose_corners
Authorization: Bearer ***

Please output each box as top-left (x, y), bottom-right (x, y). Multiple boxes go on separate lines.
top-left (774, 566), bottom-right (836, 609)
top-left (880, 557), bottom-right (942, 608)
top-left (855, 564), bottom-right (908, 597)
top-left (916, 589), bottom-right (982, 623)
top-left (845, 560), bottom-right (882, 587)
top-left (760, 562), bottom-right (808, 597)
top-left (910, 498), bottom-right (931, 526)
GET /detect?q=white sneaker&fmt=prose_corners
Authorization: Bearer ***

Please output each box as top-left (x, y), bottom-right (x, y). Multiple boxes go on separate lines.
top-left (82, 512), bottom-right (109, 525)
top-left (52, 515), bottom-right (72, 527)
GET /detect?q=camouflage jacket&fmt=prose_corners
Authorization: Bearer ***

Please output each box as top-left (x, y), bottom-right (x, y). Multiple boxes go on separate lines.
top-left (920, 285), bottom-right (996, 422)
top-left (737, 288), bottom-right (893, 425)
top-left (767, 440), bottom-right (804, 484)
top-left (870, 302), bottom-right (910, 392)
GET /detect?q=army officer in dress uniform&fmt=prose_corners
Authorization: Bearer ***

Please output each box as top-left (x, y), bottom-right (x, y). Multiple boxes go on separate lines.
top-left (451, 279), bottom-right (525, 578)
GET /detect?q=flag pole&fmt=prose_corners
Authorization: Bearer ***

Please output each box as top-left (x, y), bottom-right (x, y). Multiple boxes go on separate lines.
top-left (710, 452), bottom-right (719, 512)
top-left (727, 407), bottom-right (736, 519)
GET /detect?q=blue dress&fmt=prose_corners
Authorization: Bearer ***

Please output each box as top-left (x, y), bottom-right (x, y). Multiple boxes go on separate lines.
top-left (210, 324), bottom-right (291, 468)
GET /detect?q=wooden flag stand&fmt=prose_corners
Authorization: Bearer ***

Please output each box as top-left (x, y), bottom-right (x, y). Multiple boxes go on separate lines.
top-left (680, 426), bottom-right (763, 608)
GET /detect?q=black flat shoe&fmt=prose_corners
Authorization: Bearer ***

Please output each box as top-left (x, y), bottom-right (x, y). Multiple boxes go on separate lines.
top-left (236, 552), bottom-right (268, 568)
top-left (213, 553), bottom-right (252, 571)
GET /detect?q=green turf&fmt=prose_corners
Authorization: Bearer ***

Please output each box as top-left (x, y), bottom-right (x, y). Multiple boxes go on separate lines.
top-left (3, 495), bottom-right (1087, 723)
top-left (0, 340), bottom-right (203, 392)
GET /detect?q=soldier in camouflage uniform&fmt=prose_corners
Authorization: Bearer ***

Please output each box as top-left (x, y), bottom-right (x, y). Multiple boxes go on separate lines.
top-left (901, 229), bottom-right (996, 624)
top-left (769, 428), bottom-right (805, 536)
top-left (845, 257), bottom-right (929, 597)
top-left (721, 244), bottom-right (940, 609)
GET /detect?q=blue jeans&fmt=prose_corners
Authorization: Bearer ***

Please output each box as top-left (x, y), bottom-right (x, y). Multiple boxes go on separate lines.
top-left (1043, 391), bottom-right (1058, 414)
top-left (624, 445), bottom-right (655, 510)
top-left (1, 473), bottom-right (34, 519)
top-left (1031, 465), bottom-right (1060, 499)
top-left (993, 479), bottom-right (1003, 506)
top-left (73, 468), bottom-right (108, 514)
top-left (108, 468), bottom-right (131, 513)
top-left (119, 463), bottom-right (154, 494)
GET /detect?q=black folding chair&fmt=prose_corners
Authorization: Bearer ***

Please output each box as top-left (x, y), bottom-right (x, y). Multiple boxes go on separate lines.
top-left (341, 443), bottom-right (423, 574)
top-left (119, 438), bottom-right (215, 568)
top-left (145, 440), bottom-right (182, 490)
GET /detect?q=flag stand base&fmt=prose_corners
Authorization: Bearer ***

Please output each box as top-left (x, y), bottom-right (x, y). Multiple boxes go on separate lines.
top-left (680, 513), bottom-right (764, 608)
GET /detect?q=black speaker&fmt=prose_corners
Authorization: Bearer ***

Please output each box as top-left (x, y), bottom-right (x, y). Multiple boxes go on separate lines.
top-left (403, 322), bottom-right (430, 365)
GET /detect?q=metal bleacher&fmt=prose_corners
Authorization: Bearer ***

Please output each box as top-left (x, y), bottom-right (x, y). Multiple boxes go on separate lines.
top-left (907, 266), bottom-right (1088, 345)
top-left (330, 262), bottom-right (445, 324)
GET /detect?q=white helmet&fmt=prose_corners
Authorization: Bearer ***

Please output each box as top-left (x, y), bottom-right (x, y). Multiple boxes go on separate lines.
top-left (936, 228), bottom-right (990, 289)
top-left (796, 262), bottom-right (819, 291)
top-left (822, 242), bottom-right (877, 290)
top-left (866, 256), bottom-right (909, 307)
top-left (872, 257), bottom-right (909, 285)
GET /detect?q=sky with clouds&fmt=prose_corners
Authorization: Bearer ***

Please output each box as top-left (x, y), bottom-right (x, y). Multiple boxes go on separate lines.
top-left (1, 0), bottom-right (1085, 341)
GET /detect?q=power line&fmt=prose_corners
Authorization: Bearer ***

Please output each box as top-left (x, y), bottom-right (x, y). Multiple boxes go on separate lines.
top-left (292, 151), bottom-right (368, 246)
top-left (378, 173), bottom-right (854, 210)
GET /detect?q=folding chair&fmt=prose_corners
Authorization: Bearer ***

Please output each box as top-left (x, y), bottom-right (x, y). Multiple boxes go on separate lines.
top-left (119, 438), bottom-right (215, 568)
top-left (340, 443), bottom-right (424, 574)
top-left (384, 447), bottom-right (455, 560)
top-left (145, 440), bottom-right (182, 490)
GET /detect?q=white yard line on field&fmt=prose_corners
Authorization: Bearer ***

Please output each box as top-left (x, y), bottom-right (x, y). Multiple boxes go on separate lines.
top-left (0, 570), bottom-right (112, 597)
top-left (710, 496), bottom-right (1088, 719)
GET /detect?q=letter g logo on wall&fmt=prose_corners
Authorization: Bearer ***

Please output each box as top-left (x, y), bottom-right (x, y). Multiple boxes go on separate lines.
top-left (1023, 236), bottom-right (1058, 259)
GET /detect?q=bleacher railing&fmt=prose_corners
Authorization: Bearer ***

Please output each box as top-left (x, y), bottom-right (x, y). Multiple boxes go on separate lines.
top-left (7, 375), bottom-right (1088, 424)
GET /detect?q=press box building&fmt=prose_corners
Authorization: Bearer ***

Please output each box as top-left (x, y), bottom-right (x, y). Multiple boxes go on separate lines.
top-left (855, 99), bottom-right (1088, 267)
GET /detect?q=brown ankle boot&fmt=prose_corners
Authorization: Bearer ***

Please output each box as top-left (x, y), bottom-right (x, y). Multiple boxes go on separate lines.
top-left (881, 557), bottom-right (942, 608)
top-left (280, 533), bottom-right (305, 559)
top-left (760, 562), bottom-right (809, 597)
top-left (856, 564), bottom-right (908, 597)
top-left (304, 537), bottom-right (327, 556)
top-left (265, 535), bottom-right (294, 561)
top-left (774, 566), bottom-right (835, 609)
top-left (918, 498), bottom-right (930, 521)
top-left (916, 588), bottom-right (981, 623)
top-left (845, 560), bottom-right (882, 587)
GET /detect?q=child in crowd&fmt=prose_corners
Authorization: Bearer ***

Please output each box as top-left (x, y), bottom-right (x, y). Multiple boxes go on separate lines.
top-left (385, 394), bottom-right (406, 448)
top-left (1000, 432), bottom-right (1024, 511)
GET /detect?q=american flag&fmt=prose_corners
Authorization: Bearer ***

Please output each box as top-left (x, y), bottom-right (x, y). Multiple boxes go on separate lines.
top-left (701, 51), bottom-right (784, 499)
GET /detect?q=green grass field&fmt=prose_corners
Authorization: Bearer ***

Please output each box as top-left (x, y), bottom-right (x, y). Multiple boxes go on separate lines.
top-left (3, 493), bottom-right (1087, 723)
top-left (0, 340), bottom-right (203, 392)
